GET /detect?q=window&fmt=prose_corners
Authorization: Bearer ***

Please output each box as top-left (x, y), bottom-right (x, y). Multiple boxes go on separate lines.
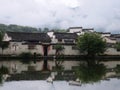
top-left (52, 45), bottom-right (56, 49)
top-left (58, 39), bottom-right (62, 42)
top-left (28, 44), bottom-right (36, 50)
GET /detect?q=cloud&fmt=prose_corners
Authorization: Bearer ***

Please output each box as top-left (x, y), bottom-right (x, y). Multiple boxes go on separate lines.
top-left (0, 0), bottom-right (120, 33)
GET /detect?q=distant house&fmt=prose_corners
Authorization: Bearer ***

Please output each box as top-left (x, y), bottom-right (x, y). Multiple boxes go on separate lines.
top-left (49, 32), bottom-right (80, 55)
top-left (2, 32), bottom-right (51, 55)
top-left (101, 33), bottom-right (120, 55)
top-left (68, 27), bottom-right (94, 35)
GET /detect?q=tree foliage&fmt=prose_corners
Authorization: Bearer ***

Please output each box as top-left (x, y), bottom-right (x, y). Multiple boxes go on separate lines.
top-left (0, 24), bottom-right (38, 32)
top-left (77, 33), bottom-right (106, 56)
top-left (0, 23), bottom-right (67, 33)
top-left (54, 44), bottom-right (64, 55)
top-left (54, 44), bottom-right (64, 71)
top-left (0, 41), bottom-right (9, 54)
top-left (0, 31), bottom-right (4, 42)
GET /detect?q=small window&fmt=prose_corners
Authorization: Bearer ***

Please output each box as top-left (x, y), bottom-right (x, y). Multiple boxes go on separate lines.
top-left (58, 39), bottom-right (62, 42)
top-left (28, 44), bottom-right (36, 50)
top-left (52, 45), bottom-right (56, 50)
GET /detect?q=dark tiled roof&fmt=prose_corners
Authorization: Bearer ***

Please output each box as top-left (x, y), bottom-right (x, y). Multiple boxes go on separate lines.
top-left (111, 34), bottom-right (120, 38)
top-left (7, 32), bottom-right (51, 43)
top-left (54, 32), bottom-right (78, 40)
top-left (82, 28), bottom-right (94, 31)
top-left (97, 32), bottom-right (111, 34)
top-left (68, 27), bottom-right (82, 29)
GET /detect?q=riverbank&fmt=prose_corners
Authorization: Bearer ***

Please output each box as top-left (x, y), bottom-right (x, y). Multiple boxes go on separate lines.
top-left (0, 55), bottom-right (120, 61)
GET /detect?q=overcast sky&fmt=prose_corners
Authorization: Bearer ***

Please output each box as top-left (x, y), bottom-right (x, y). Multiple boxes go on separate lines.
top-left (0, 0), bottom-right (120, 33)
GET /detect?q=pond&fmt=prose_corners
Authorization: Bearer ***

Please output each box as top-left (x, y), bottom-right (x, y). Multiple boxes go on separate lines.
top-left (0, 78), bottom-right (120, 90)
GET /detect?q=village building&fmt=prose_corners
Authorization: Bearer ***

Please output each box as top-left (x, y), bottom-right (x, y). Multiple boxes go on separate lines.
top-left (49, 32), bottom-right (79, 55)
top-left (2, 32), bottom-right (51, 55)
top-left (68, 27), bottom-right (94, 35)
top-left (0, 27), bottom-right (120, 73)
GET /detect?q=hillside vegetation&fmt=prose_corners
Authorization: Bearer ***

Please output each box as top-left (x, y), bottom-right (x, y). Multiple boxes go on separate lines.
top-left (0, 23), bottom-right (66, 33)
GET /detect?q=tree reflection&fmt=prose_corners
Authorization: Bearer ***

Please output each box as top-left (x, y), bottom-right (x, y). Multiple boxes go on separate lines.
top-left (76, 63), bottom-right (106, 83)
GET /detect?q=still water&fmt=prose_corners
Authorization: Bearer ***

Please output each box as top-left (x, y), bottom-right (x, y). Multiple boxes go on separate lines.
top-left (0, 78), bottom-right (120, 90)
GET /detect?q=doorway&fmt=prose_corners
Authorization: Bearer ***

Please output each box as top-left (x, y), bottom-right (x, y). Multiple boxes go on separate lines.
top-left (43, 45), bottom-right (49, 70)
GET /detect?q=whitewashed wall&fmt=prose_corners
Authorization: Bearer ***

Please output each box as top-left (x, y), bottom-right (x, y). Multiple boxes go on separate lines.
top-left (63, 45), bottom-right (79, 55)
top-left (1, 43), bottom-right (120, 55)
top-left (48, 45), bottom-right (80, 55)
top-left (0, 42), bottom-right (44, 55)
top-left (104, 48), bottom-right (120, 55)
top-left (103, 37), bottom-right (116, 44)
top-left (69, 28), bottom-right (82, 33)
top-left (101, 61), bottom-right (120, 68)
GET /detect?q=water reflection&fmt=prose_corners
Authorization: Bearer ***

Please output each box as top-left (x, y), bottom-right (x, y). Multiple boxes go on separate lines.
top-left (76, 64), bottom-right (106, 83)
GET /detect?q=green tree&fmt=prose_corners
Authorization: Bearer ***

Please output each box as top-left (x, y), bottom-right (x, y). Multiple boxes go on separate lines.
top-left (76, 33), bottom-right (107, 84)
top-left (0, 31), bottom-right (3, 41)
top-left (54, 44), bottom-right (64, 71)
top-left (77, 33), bottom-right (106, 65)
top-left (54, 44), bottom-right (64, 55)
top-left (0, 41), bottom-right (9, 54)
